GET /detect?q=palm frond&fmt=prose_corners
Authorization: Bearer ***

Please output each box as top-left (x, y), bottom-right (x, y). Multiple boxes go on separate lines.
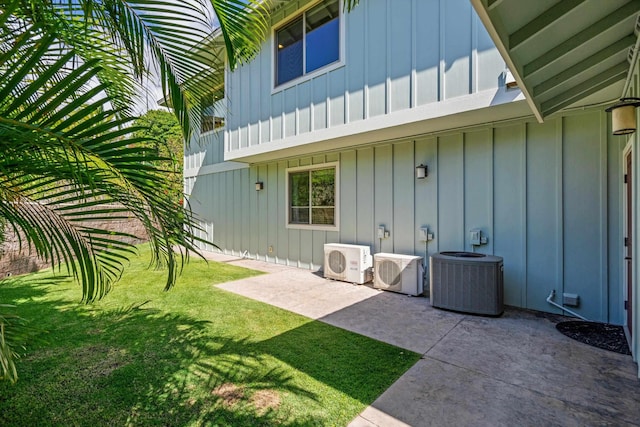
top-left (0, 0), bottom-right (271, 383)
top-left (211, 0), bottom-right (269, 70)
top-left (0, 18), bottom-right (206, 299)
top-left (3, 0), bottom-right (271, 141)
top-left (58, 0), bottom-right (228, 139)
top-left (0, 305), bottom-right (33, 383)
top-left (343, 0), bottom-right (361, 12)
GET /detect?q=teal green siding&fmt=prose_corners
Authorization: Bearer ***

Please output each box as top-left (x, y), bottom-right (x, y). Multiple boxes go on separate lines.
top-left (187, 107), bottom-right (624, 324)
top-left (622, 63), bottom-right (640, 368)
top-left (438, 134), bottom-right (464, 250)
top-left (356, 148), bottom-right (375, 245)
top-left (224, 0), bottom-right (506, 156)
top-left (525, 120), bottom-right (561, 314)
top-left (493, 125), bottom-right (526, 308)
top-left (562, 115), bottom-right (608, 321)
top-left (393, 141), bottom-right (414, 254)
top-left (184, 129), bottom-right (224, 171)
top-left (340, 150), bottom-right (357, 243)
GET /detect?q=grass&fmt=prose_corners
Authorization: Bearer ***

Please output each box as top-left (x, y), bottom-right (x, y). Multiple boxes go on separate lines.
top-left (0, 245), bottom-right (421, 426)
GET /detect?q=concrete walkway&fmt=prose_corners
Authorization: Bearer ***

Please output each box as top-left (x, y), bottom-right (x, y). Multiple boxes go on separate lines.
top-left (206, 253), bottom-right (640, 426)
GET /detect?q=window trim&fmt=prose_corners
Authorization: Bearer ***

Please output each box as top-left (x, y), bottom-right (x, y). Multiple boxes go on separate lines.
top-left (200, 64), bottom-right (227, 136)
top-left (271, 0), bottom-right (345, 94)
top-left (200, 115), bottom-right (225, 135)
top-left (199, 124), bottom-right (225, 138)
top-left (285, 162), bottom-right (340, 231)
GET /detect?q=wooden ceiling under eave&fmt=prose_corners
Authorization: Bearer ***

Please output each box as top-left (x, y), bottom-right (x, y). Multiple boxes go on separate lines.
top-left (471, 0), bottom-right (640, 122)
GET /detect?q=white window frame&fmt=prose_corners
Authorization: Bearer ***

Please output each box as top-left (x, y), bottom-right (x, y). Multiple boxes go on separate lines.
top-left (200, 67), bottom-right (227, 137)
top-left (285, 162), bottom-right (340, 231)
top-left (200, 118), bottom-right (225, 137)
top-left (271, 0), bottom-right (345, 94)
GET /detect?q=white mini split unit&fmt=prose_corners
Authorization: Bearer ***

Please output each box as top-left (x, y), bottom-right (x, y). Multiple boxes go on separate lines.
top-left (373, 253), bottom-right (424, 296)
top-left (323, 243), bottom-right (373, 284)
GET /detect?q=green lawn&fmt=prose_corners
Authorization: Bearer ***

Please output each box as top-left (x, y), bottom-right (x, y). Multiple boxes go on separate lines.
top-left (0, 246), bottom-right (420, 426)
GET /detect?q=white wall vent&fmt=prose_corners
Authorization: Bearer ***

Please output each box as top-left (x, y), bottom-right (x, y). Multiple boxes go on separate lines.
top-left (373, 253), bottom-right (423, 296)
top-left (324, 243), bottom-right (372, 284)
top-left (430, 252), bottom-right (504, 316)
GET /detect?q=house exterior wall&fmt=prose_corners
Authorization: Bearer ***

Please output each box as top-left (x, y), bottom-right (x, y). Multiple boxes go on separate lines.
top-left (183, 0), bottom-right (638, 376)
top-left (224, 0), bottom-right (506, 159)
top-left (185, 128), bottom-right (224, 173)
top-left (624, 62), bottom-right (640, 369)
top-left (186, 106), bottom-right (624, 324)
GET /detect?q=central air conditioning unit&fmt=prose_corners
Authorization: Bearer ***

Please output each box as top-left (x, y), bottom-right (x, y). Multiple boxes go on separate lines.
top-left (324, 243), bottom-right (373, 284)
top-left (373, 253), bottom-right (423, 296)
top-left (430, 252), bottom-right (504, 316)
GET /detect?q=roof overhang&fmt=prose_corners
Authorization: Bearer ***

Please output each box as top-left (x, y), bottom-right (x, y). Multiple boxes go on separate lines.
top-left (471, 0), bottom-right (640, 122)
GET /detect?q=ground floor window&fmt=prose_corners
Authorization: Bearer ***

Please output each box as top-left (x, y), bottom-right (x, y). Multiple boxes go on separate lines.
top-left (287, 163), bottom-right (338, 229)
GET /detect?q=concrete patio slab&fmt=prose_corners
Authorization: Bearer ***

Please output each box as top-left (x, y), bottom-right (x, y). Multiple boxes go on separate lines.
top-left (202, 252), bottom-right (640, 426)
top-left (425, 310), bottom-right (640, 425)
top-left (217, 268), bottom-right (384, 320)
top-left (356, 358), bottom-right (628, 427)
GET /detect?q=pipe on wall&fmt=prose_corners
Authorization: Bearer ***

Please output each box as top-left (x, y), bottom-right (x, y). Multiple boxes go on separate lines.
top-left (546, 290), bottom-right (589, 321)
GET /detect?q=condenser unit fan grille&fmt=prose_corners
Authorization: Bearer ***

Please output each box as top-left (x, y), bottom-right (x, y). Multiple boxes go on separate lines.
top-left (328, 250), bottom-right (346, 274)
top-left (377, 259), bottom-right (401, 287)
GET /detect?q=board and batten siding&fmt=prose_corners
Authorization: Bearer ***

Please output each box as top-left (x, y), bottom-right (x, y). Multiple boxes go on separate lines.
top-left (186, 107), bottom-right (625, 324)
top-left (184, 129), bottom-right (224, 172)
top-left (623, 62), bottom-right (640, 369)
top-left (225, 0), bottom-right (505, 154)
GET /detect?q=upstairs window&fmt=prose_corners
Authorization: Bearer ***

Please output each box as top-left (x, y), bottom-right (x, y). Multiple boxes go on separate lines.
top-left (275, 0), bottom-right (340, 87)
top-left (200, 93), bottom-right (225, 134)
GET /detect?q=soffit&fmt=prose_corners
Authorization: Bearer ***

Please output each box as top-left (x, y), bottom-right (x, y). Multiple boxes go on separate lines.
top-left (471, 0), bottom-right (640, 121)
top-left (269, 0), bottom-right (314, 24)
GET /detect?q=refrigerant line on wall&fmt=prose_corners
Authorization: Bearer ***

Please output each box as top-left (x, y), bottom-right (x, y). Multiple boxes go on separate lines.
top-left (546, 290), bottom-right (589, 321)
top-left (424, 240), bottom-right (429, 283)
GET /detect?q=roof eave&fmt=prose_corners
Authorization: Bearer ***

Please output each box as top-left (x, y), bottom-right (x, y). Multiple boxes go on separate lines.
top-left (470, 0), bottom-right (544, 123)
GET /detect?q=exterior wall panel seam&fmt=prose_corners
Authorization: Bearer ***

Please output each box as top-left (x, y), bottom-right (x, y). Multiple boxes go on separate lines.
top-left (435, 138), bottom-right (440, 254)
top-left (557, 118), bottom-right (564, 306)
top-left (471, 12), bottom-right (478, 94)
top-left (326, 70), bottom-right (331, 129)
top-left (364, 0), bottom-right (369, 121)
top-left (385, 0), bottom-right (391, 115)
top-left (489, 128), bottom-right (494, 255)
top-left (522, 122), bottom-right (528, 308)
top-left (438, 0), bottom-right (445, 102)
top-left (600, 110), bottom-right (609, 321)
top-left (411, 0), bottom-right (417, 109)
top-left (462, 133), bottom-right (467, 251)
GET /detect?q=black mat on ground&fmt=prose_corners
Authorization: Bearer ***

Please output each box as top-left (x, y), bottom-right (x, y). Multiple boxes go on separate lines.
top-left (556, 321), bottom-right (631, 355)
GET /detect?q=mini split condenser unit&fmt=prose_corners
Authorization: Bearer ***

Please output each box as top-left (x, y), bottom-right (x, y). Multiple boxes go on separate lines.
top-left (323, 243), bottom-right (373, 284)
top-left (373, 253), bottom-right (424, 296)
top-left (430, 252), bottom-right (504, 316)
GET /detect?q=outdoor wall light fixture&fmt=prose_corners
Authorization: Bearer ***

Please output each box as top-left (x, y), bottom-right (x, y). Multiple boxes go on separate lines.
top-left (255, 181), bottom-right (264, 191)
top-left (415, 164), bottom-right (428, 179)
top-left (605, 97), bottom-right (640, 135)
